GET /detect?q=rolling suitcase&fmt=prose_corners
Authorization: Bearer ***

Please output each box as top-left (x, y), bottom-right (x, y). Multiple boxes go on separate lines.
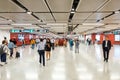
top-left (16, 51), bottom-right (20, 58)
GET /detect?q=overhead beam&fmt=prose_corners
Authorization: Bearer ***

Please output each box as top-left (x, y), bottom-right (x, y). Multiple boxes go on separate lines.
top-left (11, 0), bottom-right (40, 20)
top-left (72, 24), bottom-right (79, 31)
top-left (44, 0), bottom-right (56, 22)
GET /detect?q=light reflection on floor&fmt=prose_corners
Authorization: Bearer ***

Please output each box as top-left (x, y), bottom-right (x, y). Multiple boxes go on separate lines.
top-left (0, 44), bottom-right (120, 80)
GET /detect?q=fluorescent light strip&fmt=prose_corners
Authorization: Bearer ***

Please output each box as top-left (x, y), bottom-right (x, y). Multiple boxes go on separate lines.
top-left (47, 23), bottom-right (67, 25)
top-left (11, 23), bottom-right (32, 26)
top-left (82, 23), bottom-right (104, 26)
top-left (115, 11), bottom-right (120, 14)
top-left (70, 11), bottom-right (75, 13)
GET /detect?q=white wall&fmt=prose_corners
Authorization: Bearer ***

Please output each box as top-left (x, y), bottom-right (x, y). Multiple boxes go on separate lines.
top-left (0, 30), bottom-right (10, 44)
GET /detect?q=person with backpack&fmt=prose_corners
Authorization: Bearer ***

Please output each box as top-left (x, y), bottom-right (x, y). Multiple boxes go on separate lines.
top-left (0, 40), bottom-right (10, 66)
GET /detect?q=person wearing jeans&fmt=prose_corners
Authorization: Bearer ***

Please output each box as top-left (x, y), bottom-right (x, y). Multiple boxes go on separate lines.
top-left (37, 38), bottom-right (46, 66)
top-left (0, 40), bottom-right (9, 66)
top-left (8, 39), bottom-right (14, 58)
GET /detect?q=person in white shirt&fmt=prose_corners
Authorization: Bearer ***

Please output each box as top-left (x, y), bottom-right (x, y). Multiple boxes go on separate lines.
top-left (37, 38), bottom-right (46, 66)
top-left (0, 40), bottom-right (10, 66)
top-left (36, 38), bottom-right (40, 47)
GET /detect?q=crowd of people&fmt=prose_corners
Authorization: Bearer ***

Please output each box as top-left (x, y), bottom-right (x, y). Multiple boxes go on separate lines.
top-left (0, 36), bottom-right (112, 67)
top-left (0, 37), bottom-right (18, 66)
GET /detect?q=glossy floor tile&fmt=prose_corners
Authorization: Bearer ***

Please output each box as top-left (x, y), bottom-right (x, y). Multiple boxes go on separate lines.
top-left (0, 44), bottom-right (120, 80)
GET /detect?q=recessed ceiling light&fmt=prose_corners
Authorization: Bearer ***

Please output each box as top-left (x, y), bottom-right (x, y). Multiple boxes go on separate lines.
top-left (115, 11), bottom-right (120, 14)
top-left (8, 19), bottom-right (12, 22)
top-left (72, 8), bottom-right (74, 11)
top-left (70, 11), bottom-right (75, 13)
top-left (27, 11), bottom-right (32, 15)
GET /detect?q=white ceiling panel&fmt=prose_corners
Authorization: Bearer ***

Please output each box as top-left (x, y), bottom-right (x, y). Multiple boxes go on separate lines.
top-left (72, 19), bottom-right (85, 24)
top-left (73, 13), bottom-right (91, 20)
top-left (11, 25), bottom-right (40, 29)
top-left (47, 0), bottom-right (73, 12)
top-left (105, 25), bottom-right (120, 29)
top-left (24, 25), bottom-right (40, 29)
top-left (105, 13), bottom-right (120, 20)
top-left (99, 0), bottom-right (120, 11)
top-left (88, 13), bottom-right (110, 19)
top-left (101, 19), bottom-right (120, 23)
top-left (51, 28), bottom-right (67, 32)
top-left (0, 18), bottom-right (6, 21)
top-left (0, 13), bottom-right (37, 23)
top-left (35, 13), bottom-right (54, 23)
top-left (84, 19), bottom-right (97, 23)
top-left (74, 25), bottom-right (96, 32)
top-left (54, 13), bottom-right (69, 22)
top-left (0, 18), bottom-right (11, 24)
top-left (77, 0), bottom-right (108, 11)
top-left (19, 0), bottom-right (49, 12)
top-left (48, 25), bottom-right (67, 32)
top-left (0, 25), bottom-right (13, 29)
top-left (0, 0), bottom-right (25, 12)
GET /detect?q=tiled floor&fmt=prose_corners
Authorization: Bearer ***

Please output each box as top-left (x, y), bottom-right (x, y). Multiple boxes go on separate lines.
top-left (0, 44), bottom-right (120, 80)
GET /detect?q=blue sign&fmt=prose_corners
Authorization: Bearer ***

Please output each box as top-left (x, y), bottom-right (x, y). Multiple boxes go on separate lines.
top-left (10, 29), bottom-right (20, 33)
top-left (22, 29), bottom-right (35, 33)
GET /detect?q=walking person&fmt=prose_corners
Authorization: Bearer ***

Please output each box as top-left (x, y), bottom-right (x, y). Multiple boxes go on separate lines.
top-left (102, 36), bottom-right (111, 62)
top-left (45, 38), bottom-right (51, 60)
top-left (51, 38), bottom-right (55, 50)
top-left (8, 39), bottom-right (14, 58)
top-left (0, 40), bottom-right (10, 66)
top-left (22, 40), bottom-right (25, 48)
top-left (36, 38), bottom-right (40, 47)
top-left (63, 38), bottom-right (67, 47)
top-left (3, 37), bottom-right (8, 45)
top-left (31, 39), bottom-right (35, 49)
top-left (37, 38), bottom-right (46, 66)
top-left (69, 39), bottom-right (74, 51)
top-left (75, 39), bottom-right (80, 53)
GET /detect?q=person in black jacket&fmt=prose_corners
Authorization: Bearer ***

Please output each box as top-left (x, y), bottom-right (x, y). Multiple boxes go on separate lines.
top-left (45, 38), bottom-right (51, 60)
top-left (102, 36), bottom-right (111, 62)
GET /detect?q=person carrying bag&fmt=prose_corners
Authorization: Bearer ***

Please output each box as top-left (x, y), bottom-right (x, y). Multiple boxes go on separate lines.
top-left (0, 40), bottom-right (10, 66)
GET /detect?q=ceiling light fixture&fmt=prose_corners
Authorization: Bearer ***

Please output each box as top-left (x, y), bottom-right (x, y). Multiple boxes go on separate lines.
top-left (82, 23), bottom-right (104, 26)
top-left (72, 8), bottom-right (75, 11)
top-left (115, 11), bottom-right (120, 14)
top-left (47, 23), bottom-right (67, 25)
top-left (27, 11), bottom-right (32, 15)
top-left (11, 23), bottom-right (32, 26)
top-left (70, 11), bottom-right (75, 14)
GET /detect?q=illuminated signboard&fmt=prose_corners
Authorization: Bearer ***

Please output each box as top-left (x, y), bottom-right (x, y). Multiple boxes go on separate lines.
top-left (115, 35), bottom-right (120, 41)
top-left (10, 29), bottom-right (20, 33)
top-left (22, 29), bottom-right (35, 33)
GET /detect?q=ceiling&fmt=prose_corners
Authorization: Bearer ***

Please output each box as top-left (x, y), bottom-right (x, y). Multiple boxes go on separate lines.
top-left (0, 0), bottom-right (120, 34)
